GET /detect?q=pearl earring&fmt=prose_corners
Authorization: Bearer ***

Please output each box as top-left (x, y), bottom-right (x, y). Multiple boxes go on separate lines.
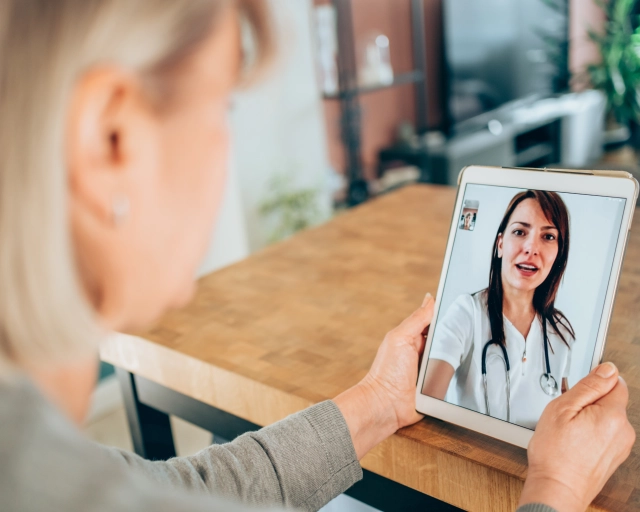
top-left (111, 196), bottom-right (130, 226)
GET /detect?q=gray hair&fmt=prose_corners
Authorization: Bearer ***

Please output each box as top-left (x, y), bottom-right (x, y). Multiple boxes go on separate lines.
top-left (0, 0), bottom-right (272, 377)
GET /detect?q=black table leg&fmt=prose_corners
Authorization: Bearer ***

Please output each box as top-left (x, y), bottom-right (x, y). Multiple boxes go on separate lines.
top-left (346, 469), bottom-right (459, 511)
top-left (116, 367), bottom-right (176, 460)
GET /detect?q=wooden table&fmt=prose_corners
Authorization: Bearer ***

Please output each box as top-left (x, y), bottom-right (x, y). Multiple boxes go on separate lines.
top-left (101, 185), bottom-right (640, 512)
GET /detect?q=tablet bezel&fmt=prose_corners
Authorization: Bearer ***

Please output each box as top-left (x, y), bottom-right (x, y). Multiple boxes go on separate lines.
top-left (415, 165), bottom-right (638, 449)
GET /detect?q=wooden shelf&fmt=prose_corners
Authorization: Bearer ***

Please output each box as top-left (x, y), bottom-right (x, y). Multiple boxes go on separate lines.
top-left (322, 70), bottom-right (424, 100)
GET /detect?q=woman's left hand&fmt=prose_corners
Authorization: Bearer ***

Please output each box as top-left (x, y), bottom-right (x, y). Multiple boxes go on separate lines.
top-left (334, 293), bottom-right (435, 459)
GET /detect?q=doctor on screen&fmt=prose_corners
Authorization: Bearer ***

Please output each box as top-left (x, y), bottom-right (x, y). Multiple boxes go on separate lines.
top-left (422, 190), bottom-right (576, 429)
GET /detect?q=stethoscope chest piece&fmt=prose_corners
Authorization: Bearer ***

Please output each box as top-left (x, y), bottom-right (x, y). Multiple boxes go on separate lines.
top-left (540, 373), bottom-right (559, 396)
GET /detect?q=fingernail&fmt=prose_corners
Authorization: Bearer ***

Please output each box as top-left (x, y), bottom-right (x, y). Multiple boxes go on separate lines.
top-left (595, 362), bottom-right (617, 378)
top-left (421, 293), bottom-right (432, 307)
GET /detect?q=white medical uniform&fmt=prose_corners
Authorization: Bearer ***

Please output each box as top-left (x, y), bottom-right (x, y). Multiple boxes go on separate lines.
top-left (429, 291), bottom-right (574, 430)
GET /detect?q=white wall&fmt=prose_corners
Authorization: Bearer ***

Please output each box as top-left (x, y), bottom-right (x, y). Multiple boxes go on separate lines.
top-left (197, 157), bottom-right (250, 276)
top-left (435, 184), bottom-right (625, 385)
top-left (230, 0), bottom-right (333, 252)
top-left (198, 0), bottom-right (333, 273)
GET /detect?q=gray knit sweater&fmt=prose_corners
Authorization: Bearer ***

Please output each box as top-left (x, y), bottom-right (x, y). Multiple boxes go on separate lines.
top-left (0, 380), bottom-right (557, 512)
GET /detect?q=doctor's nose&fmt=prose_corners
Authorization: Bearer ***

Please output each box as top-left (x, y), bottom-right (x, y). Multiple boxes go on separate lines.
top-left (523, 237), bottom-right (540, 255)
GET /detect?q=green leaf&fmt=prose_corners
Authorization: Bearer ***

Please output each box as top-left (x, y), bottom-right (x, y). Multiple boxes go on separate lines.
top-left (258, 172), bottom-right (325, 243)
top-left (586, 0), bottom-right (640, 122)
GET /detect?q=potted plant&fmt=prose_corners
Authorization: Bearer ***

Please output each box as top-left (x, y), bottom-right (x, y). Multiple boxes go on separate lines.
top-left (259, 173), bottom-right (324, 243)
top-left (587, 0), bottom-right (640, 148)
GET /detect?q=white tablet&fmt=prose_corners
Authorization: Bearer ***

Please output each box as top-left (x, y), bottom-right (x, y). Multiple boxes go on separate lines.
top-left (415, 165), bottom-right (638, 448)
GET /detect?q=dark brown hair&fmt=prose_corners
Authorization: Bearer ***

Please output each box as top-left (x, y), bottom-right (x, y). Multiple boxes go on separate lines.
top-left (487, 190), bottom-right (575, 350)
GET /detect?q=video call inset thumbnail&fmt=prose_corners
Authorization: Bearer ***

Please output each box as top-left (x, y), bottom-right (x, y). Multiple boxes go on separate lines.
top-left (458, 199), bottom-right (478, 231)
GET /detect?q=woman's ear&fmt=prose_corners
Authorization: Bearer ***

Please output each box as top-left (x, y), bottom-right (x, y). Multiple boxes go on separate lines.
top-left (497, 233), bottom-right (504, 258)
top-left (66, 66), bottom-right (156, 229)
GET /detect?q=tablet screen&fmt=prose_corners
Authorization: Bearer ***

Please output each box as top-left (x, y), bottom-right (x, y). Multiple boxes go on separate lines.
top-left (420, 184), bottom-right (627, 430)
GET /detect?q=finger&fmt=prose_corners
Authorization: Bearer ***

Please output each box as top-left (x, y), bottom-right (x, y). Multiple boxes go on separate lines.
top-left (416, 325), bottom-right (429, 372)
top-left (561, 362), bottom-right (619, 413)
top-left (399, 293), bottom-right (435, 334)
top-left (594, 375), bottom-right (629, 412)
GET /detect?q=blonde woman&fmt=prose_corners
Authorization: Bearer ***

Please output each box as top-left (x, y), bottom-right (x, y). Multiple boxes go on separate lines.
top-left (0, 2), bottom-right (634, 512)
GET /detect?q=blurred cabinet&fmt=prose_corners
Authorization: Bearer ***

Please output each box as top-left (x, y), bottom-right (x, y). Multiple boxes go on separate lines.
top-left (427, 90), bottom-right (606, 184)
top-left (430, 129), bottom-right (515, 184)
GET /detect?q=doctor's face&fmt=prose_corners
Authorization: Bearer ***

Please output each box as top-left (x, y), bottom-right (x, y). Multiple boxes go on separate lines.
top-left (497, 199), bottom-right (559, 293)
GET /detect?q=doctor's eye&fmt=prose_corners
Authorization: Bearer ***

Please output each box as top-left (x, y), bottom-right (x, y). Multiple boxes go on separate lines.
top-left (512, 229), bottom-right (525, 236)
top-left (543, 233), bottom-right (557, 241)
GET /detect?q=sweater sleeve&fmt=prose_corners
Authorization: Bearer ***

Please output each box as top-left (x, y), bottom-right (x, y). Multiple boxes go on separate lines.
top-left (516, 504), bottom-right (558, 512)
top-left (103, 400), bottom-right (362, 512)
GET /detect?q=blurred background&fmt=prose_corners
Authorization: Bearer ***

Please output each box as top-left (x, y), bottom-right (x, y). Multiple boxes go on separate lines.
top-left (91, 1), bottom-right (640, 510)
top-left (206, 0), bottom-right (640, 266)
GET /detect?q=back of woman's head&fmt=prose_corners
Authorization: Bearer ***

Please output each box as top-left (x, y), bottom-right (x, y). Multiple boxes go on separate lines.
top-left (0, 0), bottom-right (272, 378)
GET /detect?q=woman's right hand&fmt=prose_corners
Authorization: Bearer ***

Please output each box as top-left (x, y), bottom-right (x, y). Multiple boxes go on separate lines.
top-left (519, 362), bottom-right (635, 512)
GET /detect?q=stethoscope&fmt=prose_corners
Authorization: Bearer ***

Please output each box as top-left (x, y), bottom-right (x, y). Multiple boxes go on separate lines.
top-left (481, 321), bottom-right (558, 422)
